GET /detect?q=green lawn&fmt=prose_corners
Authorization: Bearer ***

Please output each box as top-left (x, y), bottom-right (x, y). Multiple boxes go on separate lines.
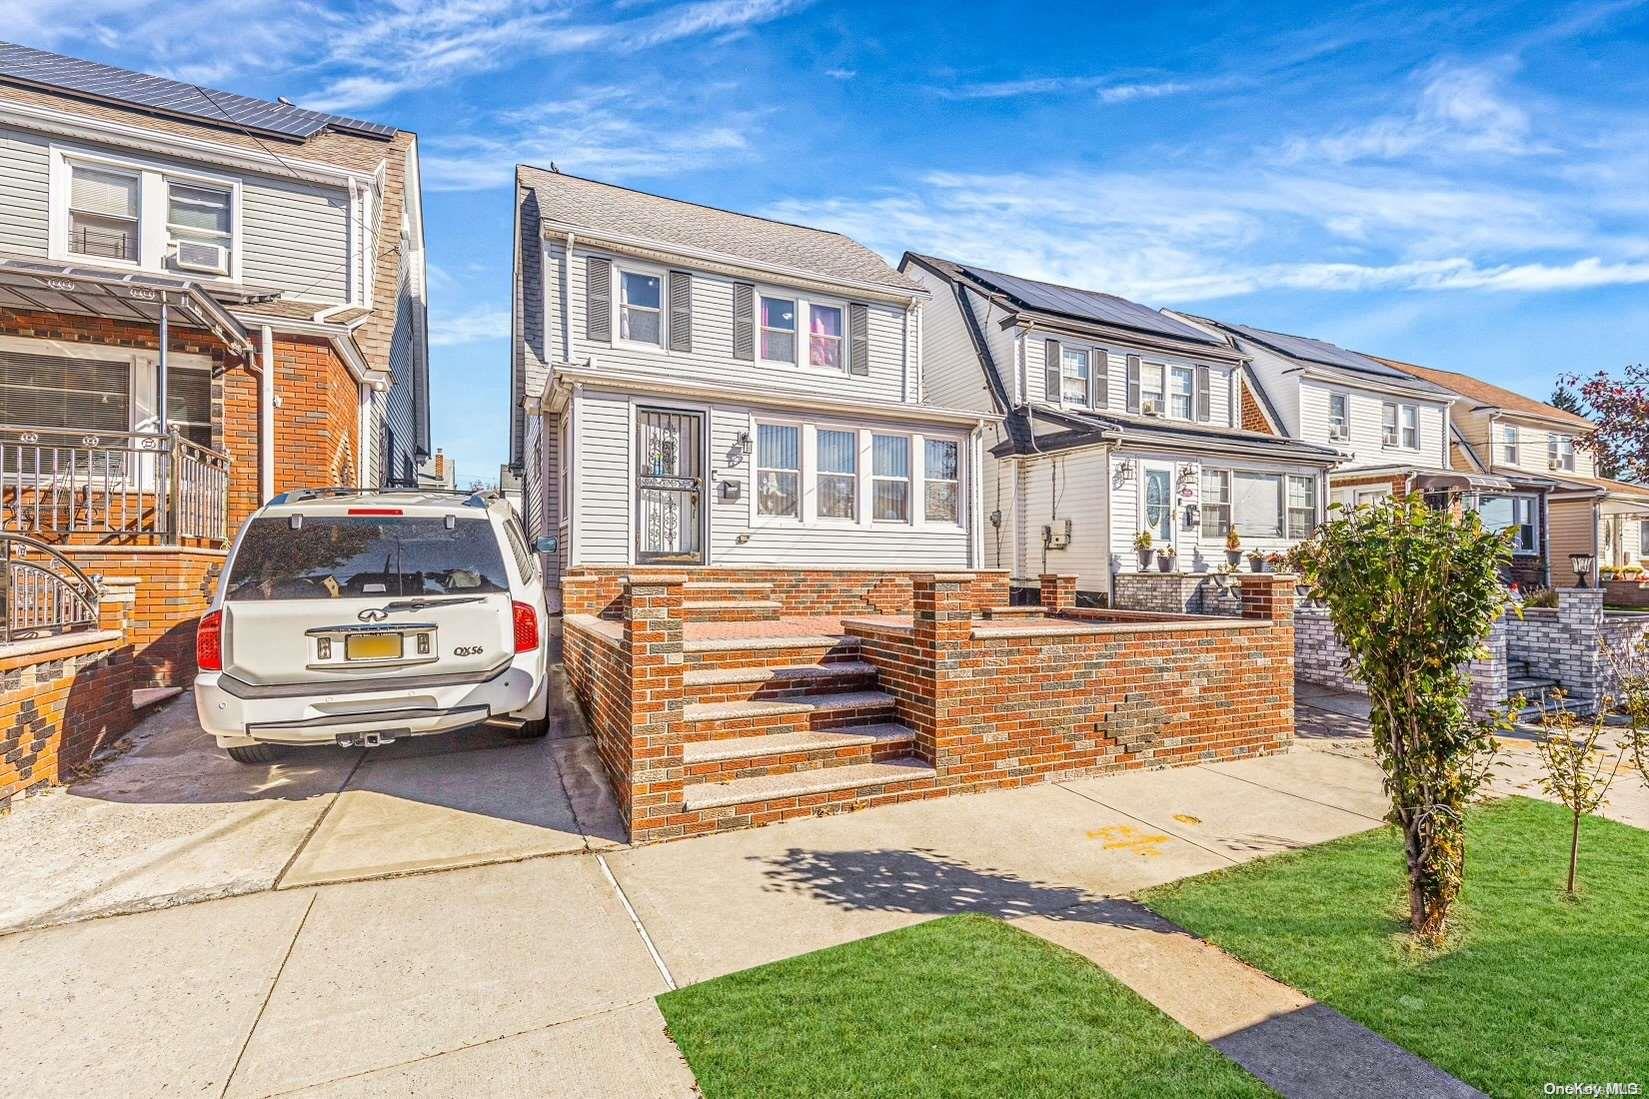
top-left (1141, 797), bottom-right (1649, 1096)
top-left (656, 914), bottom-right (1270, 1098)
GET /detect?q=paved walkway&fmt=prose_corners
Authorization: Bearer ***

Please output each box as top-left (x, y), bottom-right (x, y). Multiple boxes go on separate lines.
top-left (1, 677), bottom-right (1626, 1096)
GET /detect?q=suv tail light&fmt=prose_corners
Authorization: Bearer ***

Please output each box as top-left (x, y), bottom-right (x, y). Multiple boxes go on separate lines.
top-left (197, 609), bottom-right (224, 672)
top-left (512, 601), bottom-right (539, 653)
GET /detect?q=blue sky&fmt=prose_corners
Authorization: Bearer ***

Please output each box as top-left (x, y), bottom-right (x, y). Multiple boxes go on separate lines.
top-left (14, 0), bottom-right (1649, 484)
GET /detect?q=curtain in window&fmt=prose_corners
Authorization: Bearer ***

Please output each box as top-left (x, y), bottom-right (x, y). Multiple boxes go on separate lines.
top-left (1232, 472), bottom-right (1282, 537)
top-left (871, 435), bottom-right (910, 521)
top-left (818, 428), bottom-right (856, 519)
top-left (756, 424), bottom-right (800, 517)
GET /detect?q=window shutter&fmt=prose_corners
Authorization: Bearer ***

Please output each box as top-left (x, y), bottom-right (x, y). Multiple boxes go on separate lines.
top-left (1196, 365), bottom-right (1211, 422)
top-left (1126, 355), bottom-right (1142, 414)
top-left (1043, 339), bottom-right (1061, 402)
top-left (1090, 350), bottom-right (1106, 409)
top-left (847, 303), bottom-right (870, 376)
top-left (732, 282), bottom-right (755, 361)
top-left (667, 271), bottom-right (692, 353)
top-left (584, 257), bottom-right (611, 343)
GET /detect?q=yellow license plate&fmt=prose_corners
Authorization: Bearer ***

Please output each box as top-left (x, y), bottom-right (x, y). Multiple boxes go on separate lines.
top-left (345, 634), bottom-right (403, 661)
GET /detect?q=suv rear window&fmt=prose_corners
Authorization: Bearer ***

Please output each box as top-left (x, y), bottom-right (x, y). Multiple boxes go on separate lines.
top-left (225, 516), bottom-right (511, 601)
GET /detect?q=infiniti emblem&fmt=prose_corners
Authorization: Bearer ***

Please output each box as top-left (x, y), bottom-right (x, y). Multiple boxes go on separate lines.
top-left (358, 608), bottom-right (390, 623)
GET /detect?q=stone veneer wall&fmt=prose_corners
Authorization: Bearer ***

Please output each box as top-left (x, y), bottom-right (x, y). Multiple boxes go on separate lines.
top-left (1505, 590), bottom-right (1649, 708)
top-left (1113, 571), bottom-right (1244, 616)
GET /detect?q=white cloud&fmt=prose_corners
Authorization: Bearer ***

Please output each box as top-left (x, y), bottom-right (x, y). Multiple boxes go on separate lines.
top-left (1096, 80), bottom-right (1195, 104)
top-left (430, 305), bottom-right (510, 346)
top-left (1291, 62), bottom-right (1537, 163)
top-left (824, 67), bottom-right (856, 80)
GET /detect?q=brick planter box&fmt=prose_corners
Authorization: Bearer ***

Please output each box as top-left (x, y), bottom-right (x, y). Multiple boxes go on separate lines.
top-left (1602, 578), bottom-right (1649, 608)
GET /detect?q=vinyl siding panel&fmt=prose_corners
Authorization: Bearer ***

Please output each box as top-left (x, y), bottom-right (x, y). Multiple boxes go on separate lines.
top-left (904, 263), bottom-right (996, 413)
top-left (1024, 335), bottom-right (1235, 426)
top-left (1549, 497), bottom-right (1599, 582)
top-left (980, 436), bottom-right (1017, 572)
top-left (0, 126), bottom-right (49, 257)
top-left (1019, 448), bottom-right (1109, 592)
top-left (1298, 378), bottom-right (1449, 471)
top-left (571, 389), bottom-right (633, 565)
top-left (1478, 416), bottom-right (1596, 478)
top-left (240, 175), bottom-right (350, 302)
top-left (555, 245), bottom-right (911, 405)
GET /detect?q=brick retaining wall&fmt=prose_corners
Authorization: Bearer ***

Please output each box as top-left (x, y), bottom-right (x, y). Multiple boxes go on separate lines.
top-left (59, 548), bottom-right (224, 688)
top-left (0, 630), bottom-right (135, 807)
top-left (562, 567), bottom-right (1010, 618)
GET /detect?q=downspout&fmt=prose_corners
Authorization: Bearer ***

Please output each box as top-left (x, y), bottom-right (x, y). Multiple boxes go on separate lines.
top-left (260, 325), bottom-right (275, 501)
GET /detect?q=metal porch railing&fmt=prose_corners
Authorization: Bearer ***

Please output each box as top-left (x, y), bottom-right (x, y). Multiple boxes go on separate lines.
top-left (0, 533), bottom-right (101, 644)
top-left (0, 426), bottom-right (231, 545)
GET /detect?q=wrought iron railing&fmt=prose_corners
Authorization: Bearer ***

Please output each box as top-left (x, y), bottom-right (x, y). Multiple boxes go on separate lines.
top-left (0, 426), bottom-right (231, 544)
top-left (0, 533), bottom-right (101, 644)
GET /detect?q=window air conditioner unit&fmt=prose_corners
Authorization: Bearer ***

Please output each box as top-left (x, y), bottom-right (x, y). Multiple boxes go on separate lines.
top-left (1141, 399), bottom-right (1162, 417)
top-left (1329, 425), bottom-right (1349, 441)
top-left (1549, 458), bottom-right (1563, 471)
top-left (173, 240), bottom-right (229, 276)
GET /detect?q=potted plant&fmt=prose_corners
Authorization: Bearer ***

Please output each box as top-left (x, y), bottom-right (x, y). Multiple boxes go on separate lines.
top-left (1157, 546), bottom-right (1177, 573)
top-left (1225, 528), bottom-right (1242, 567)
top-left (1266, 551), bottom-right (1288, 573)
top-left (1247, 549), bottom-right (1266, 573)
top-left (1133, 530), bottom-right (1153, 570)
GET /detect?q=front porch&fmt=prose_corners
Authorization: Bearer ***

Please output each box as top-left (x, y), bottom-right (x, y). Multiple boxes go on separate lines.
top-left (564, 570), bottom-right (1298, 842)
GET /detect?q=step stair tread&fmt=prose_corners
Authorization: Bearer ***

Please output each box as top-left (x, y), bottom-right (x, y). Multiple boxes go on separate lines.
top-left (1506, 676), bottom-right (1559, 690)
top-left (685, 690), bottom-right (896, 722)
top-left (686, 634), bottom-right (859, 653)
top-left (682, 757), bottom-right (936, 811)
top-left (684, 661), bottom-right (877, 687)
top-left (684, 722), bottom-right (914, 764)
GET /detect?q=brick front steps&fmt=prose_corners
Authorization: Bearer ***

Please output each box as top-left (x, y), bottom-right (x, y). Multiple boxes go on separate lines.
top-left (684, 632), bottom-right (863, 670)
top-left (683, 691), bottom-right (901, 742)
top-left (682, 758), bottom-right (938, 814)
top-left (683, 723), bottom-right (917, 782)
top-left (683, 661), bottom-right (881, 704)
top-left (681, 580), bottom-right (781, 623)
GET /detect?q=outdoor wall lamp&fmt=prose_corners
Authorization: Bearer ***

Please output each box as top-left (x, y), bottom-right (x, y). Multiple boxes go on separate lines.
top-left (732, 430), bottom-right (753, 465)
top-left (1570, 552), bottom-right (1596, 588)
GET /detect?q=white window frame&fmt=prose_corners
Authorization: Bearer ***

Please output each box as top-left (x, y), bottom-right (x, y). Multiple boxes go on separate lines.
top-left (1060, 346), bottom-right (1092, 409)
top-left (923, 437), bottom-right (962, 525)
top-left (870, 431), bottom-right (914, 525)
top-left (48, 144), bottom-right (243, 283)
top-left (1230, 469), bottom-right (1284, 539)
top-left (814, 424), bottom-right (859, 524)
top-left (1140, 362), bottom-right (1167, 415)
top-left (1169, 365), bottom-right (1195, 421)
top-left (1327, 391), bottom-right (1350, 441)
top-left (1639, 519), bottom-right (1649, 559)
top-left (748, 285), bottom-right (854, 375)
top-left (1502, 423), bottom-right (1520, 465)
top-left (756, 291), bottom-right (799, 366)
top-left (1285, 474), bottom-right (1316, 539)
top-left (1202, 468), bottom-right (1232, 536)
top-left (805, 299), bottom-right (846, 372)
top-left (612, 261), bottom-right (668, 350)
top-left (64, 163), bottom-right (141, 268)
top-left (1477, 492), bottom-right (1539, 555)
top-left (1548, 433), bottom-right (1575, 472)
top-left (1382, 401), bottom-right (1419, 451)
top-left (752, 418), bottom-right (803, 525)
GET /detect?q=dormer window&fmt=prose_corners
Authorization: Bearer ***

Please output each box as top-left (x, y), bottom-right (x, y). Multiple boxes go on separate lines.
top-left (619, 270), bottom-right (663, 345)
top-left (68, 166), bottom-right (140, 263)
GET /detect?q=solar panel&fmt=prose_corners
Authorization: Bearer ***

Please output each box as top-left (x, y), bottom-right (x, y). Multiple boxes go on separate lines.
top-left (960, 264), bottom-right (1221, 346)
top-left (0, 42), bottom-right (396, 141)
top-left (1230, 324), bottom-right (1446, 389)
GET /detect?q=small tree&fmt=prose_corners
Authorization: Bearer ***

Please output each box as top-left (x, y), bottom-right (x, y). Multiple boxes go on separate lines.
top-left (1293, 494), bottom-right (1509, 944)
top-left (1609, 635), bottom-right (1649, 795)
top-left (1532, 692), bottom-right (1623, 896)
top-left (1557, 365), bottom-right (1649, 481)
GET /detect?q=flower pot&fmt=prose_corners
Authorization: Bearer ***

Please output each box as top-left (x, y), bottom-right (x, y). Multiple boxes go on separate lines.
top-left (1248, 558), bottom-right (1265, 573)
top-left (1157, 553), bottom-right (1175, 574)
top-left (1226, 550), bottom-right (1242, 567)
top-left (1136, 550), bottom-right (1153, 570)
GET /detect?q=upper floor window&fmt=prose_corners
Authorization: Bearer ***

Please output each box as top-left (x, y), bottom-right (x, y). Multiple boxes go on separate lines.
top-left (759, 296), bottom-right (797, 363)
top-left (925, 439), bottom-right (960, 524)
top-left (1502, 424), bottom-right (1520, 465)
top-left (1328, 392), bottom-right (1349, 441)
top-left (619, 271), bottom-right (663, 345)
top-left (1140, 363), bottom-right (1166, 415)
top-left (808, 304), bottom-right (843, 369)
top-left (1548, 434), bottom-right (1575, 472)
top-left (1382, 402), bottom-right (1418, 449)
top-left (166, 183), bottom-right (232, 276)
top-left (68, 166), bottom-right (140, 263)
top-left (1061, 348), bottom-right (1091, 408)
top-left (1169, 366), bottom-right (1195, 420)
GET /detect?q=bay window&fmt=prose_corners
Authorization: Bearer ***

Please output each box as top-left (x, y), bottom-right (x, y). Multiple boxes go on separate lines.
top-left (1061, 347), bottom-right (1091, 408)
top-left (871, 434), bottom-right (911, 522)
top-left (68, 165), bottom-right (140, 262)
top-left (1169, 366), bottom-right (1194, 420)
top-left (759, 296), bottom-right (797, 363)
top-left (817, 428), bottom-right (857, 519)
top-left (1202, 469), bottom-right (1232, 535)
top-left (1286, 475), bottom-right (1316, 538)
top-left (756, 423), bottom-right (800, 518)
top-left (925, 439), bottom-right (960, 523)
top-left (809, 304), bottom-right (843, 369)
top-left (618, 270), bottom-right (663, 345)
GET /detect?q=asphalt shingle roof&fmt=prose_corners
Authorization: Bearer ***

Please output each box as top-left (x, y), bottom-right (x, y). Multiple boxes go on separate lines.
top-left (516, 166), bottom-right (923, 293)
top-left (1374, 356), bottom-right (1595, 430)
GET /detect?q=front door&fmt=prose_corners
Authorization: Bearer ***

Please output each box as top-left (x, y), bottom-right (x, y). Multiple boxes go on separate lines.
top-left (1143, 464), bottom-right (1174, 550)
top-left (636, 407), bottom-right (704, 564)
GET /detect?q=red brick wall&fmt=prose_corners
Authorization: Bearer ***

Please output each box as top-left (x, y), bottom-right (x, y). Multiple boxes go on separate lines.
top-left (0, 632), bottom-right (135, 806)
top-left (59, 548), bottom-right (224, 688)
top-left (1240, 383), bottom-right (1274, 435)
top-left (564, 619), bottom-right (632, 817)
top-left (562, 567), bottom-right (1011, 618)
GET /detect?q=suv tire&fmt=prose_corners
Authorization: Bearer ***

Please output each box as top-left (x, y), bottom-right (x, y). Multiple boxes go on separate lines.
top-left (227, 743), bottom-right (277, 764)
top-left (506, 716), bottom-right (550, 739)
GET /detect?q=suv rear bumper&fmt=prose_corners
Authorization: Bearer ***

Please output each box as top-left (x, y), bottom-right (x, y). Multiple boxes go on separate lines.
top-left (194, 655), bottom-right (544, 746)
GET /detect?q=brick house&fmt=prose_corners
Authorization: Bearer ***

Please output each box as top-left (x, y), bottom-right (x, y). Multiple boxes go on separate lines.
top-left (0, 42), bottom-right (430, 690)
top-left (899, 254), bottom-right (1341, 608)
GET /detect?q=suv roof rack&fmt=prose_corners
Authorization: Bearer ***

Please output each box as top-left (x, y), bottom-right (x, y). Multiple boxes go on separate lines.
top-left (265, 486), bottom-right (505, 508)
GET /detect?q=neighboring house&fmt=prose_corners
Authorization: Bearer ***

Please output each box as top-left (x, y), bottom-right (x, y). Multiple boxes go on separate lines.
top-left (511, 169), bottom-right (994, 612)
top-left (901, 254), bottom-right (1341, 605)
top-left (0, 42), bottom-right (430, 685)
top-left (1378, 357), bottom-right (1643, 587)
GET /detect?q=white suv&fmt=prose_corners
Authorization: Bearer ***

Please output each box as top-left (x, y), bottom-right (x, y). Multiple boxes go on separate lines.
top-left (195, 488), bottom-right (552, 763)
